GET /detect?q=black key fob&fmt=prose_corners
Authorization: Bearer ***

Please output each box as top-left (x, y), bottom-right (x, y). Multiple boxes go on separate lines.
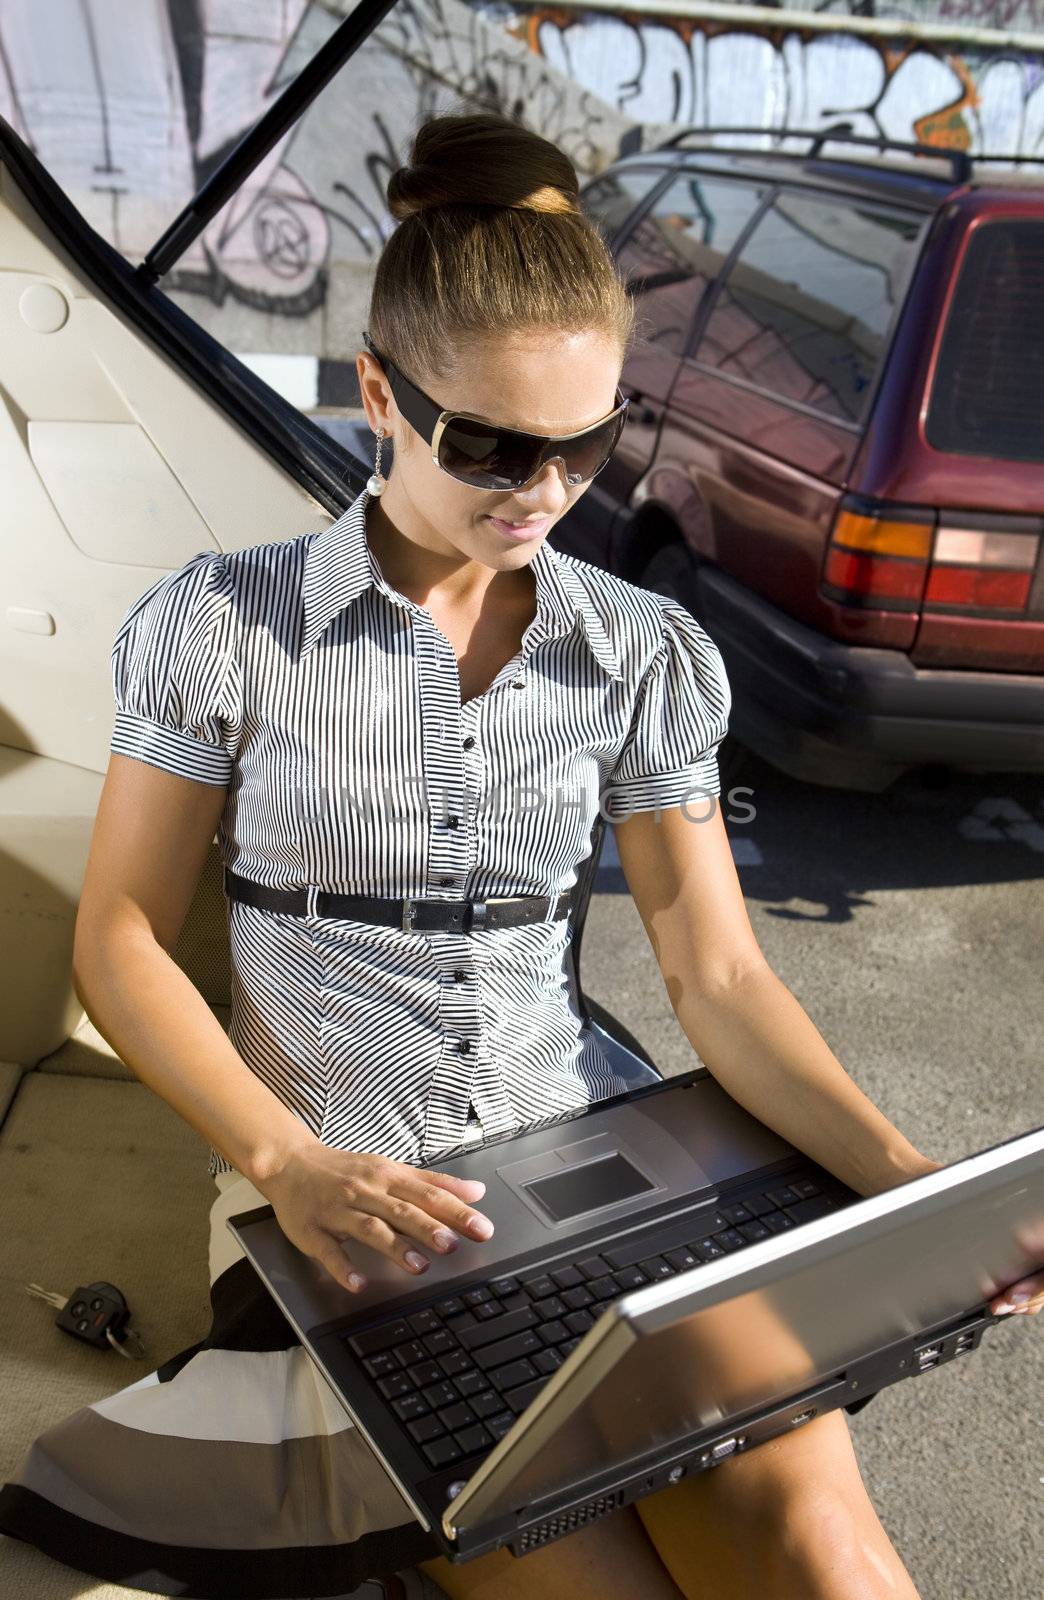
top-left (55, 1281), bottom-right (131, 1349)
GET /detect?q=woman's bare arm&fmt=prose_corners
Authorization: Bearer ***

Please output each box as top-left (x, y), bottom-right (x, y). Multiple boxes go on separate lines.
top-left (72, 753), bottom-right (318, 1184)
top-left (613, 800), bottom-right (936, 1197)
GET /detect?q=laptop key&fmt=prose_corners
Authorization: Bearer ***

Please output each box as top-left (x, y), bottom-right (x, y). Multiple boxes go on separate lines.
top-left (422, 1437), bottom-right (461, 1468)
top-left (738, 1219), bottom-right (771, 1242)
top-left (576, 1255), bottom-right (612, 1280)
top-left (349, 1318), bottom-right (411, 1357)
top-left (713, 1229), bottom-right (746, 1252)
top-left (488, 1357), bottom-right (538, 1392)
top-left (785, 1194), bottom-right (837, 1224)
top-left (762, 1210), bottom-right (794, 1233)
top-left (561, 1285), bottom-right (594, 1309)
top-left (489, 1276), bottom-right (521, 1297)
top-left (392, 1393), bottom-right (429, 1422)
top-left (454, 1423), bottom-right (491, 1455)
top-left (790, 1178), bottom-right (822, 1199)
top-left (438, 1350), bottom-right (472, 1377)
top-left (377, 1372), bottom-right (413, 1399)
top-left (410, 1360), bottom-right (442, 1387)
top-left (740, 1194), bottom-right (778, 1218)
top-left (504, 1376), bottom-right (548, 1415)
top-left (470, 1389), bottom-right (503, 1418)
top-left (407, 1414), bottom-right (444, 1444)
top-left (454, 1371), bottom-right (487, 1398)
top-left (564, 1309), bottom-right (595, 1336)
top-left (587, 1275), bottom-right (620, 1301)
top-left (719, 1203), bottom-right (752, 1225)
top-left (559, 1337), bottom-right (582, 1357)
top-left (463, 1286), bottom-right (493, 1306)
top-left (538, 1319), bottom-right (569, 1346)
top-left (435, 1296), bottom-right (465, 1318)
top-left (532, 1295), bottom-right (567, 1321)
top-left (459, 1307), bottom-right (537, 1352)
top-left (362, 1351), bottom-right (399, 1379)
top-left (534, 1347), bottom-right (564, 1375)
top-left (437, 1402), bottom-right (475, 1431)
top-left (394, 1340), bottom-right (429, 1367)
top-left (444, 1311), bottom-right (478, 1337)
top-left (486, 1411), bottom-right (515, 1440)
top-left (472, 1301), bottom-right (502, 1322)
top-left (408, 1309), bottom-right (440, 1336)
top-left (764, 1185), bottom-right (800, 1209)
top-left (521, 1275), bottom-right (557, 1300)
top-left (423, 1330), bottom-right (457, 1356)
top-left (550, 1265), bottom-right (584, 1290)
top-left (474, 1330), bottom-right (543, 1371)
top-left (691, 1239), bottom-right (726, 1259)
top-left (638, 1257), bottom-right (673, 1281)
top-left (612, 1266), bottom-right (649, 1290)
top-left (422, 1380), bottom-right (460, 1409)
top-left (664, 1248), bottom-right (699, 1272)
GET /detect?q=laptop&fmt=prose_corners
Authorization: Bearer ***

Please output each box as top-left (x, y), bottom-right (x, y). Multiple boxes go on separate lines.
top-left (227, 1065), bottom-right (1044, 1564)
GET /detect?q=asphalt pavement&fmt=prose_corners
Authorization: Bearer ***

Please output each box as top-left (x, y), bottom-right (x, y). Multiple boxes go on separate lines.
top-left (580, 754), bottom-right (1043, 1600)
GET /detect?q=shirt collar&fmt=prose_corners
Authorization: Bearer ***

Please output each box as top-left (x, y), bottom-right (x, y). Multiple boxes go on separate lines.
top-left (300, 486), bottom-right (623, 681)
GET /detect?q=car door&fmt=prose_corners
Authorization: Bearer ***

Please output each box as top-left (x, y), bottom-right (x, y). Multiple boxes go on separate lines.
top-left (0, 36), bottom-right (381, 1062)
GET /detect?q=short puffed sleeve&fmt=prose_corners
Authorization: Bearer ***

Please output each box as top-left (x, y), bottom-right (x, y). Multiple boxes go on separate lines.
top-left (603, 596), bottom-right (731, 818)
top-left (109, 550), bottom-right (242, 786)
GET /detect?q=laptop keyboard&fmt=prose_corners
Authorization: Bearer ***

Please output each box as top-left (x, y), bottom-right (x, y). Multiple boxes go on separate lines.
top-left (341, 1174), bottom-right (841, 1473)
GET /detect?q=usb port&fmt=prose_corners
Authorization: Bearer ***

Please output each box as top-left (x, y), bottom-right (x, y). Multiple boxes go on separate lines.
top-left (917, 1343), bottom-right (942, 1363)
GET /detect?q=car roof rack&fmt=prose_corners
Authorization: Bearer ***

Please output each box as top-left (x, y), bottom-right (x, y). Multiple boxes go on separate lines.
top-left (648, 123), bottom-right (977, 185)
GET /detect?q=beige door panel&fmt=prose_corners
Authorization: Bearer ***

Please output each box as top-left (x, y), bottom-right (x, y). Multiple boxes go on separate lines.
top-left (1, 160), bottom-right (339, 1064)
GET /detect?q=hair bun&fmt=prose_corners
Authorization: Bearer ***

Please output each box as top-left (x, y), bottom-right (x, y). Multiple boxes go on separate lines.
top-left (386, 110), bottom-right (580, 223)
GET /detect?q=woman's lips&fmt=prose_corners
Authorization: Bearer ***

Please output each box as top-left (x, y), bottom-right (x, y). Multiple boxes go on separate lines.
top-left (486, 516), bottom-right (549, 542)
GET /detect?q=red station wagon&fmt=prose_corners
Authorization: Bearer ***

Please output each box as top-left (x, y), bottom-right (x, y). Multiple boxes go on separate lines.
top-left (563, 129), bottom-right (1044, 792)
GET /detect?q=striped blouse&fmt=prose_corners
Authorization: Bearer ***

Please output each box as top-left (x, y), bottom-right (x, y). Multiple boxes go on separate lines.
top-left (108, 485), bottom-right (731, 1175)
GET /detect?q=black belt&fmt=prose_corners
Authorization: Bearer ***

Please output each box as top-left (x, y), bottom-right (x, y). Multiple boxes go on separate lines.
top-left (223, 867), bottom-right (575, 933)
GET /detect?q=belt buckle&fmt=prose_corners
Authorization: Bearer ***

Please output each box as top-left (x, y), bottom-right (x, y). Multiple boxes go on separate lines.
top-left (401, 897), bottom-right (416, 932)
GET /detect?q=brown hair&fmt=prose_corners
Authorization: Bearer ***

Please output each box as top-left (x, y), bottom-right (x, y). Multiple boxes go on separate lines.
top-left (365, 107), bottom-right (637, 442)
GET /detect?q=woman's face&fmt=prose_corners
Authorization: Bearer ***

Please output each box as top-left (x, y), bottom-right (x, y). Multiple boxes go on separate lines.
top-left (356, 327), bottom-right (623, 578)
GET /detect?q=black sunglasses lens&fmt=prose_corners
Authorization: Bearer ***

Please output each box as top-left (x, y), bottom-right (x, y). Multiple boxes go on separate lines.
top-left (438, 410), bottom-right (625, 489)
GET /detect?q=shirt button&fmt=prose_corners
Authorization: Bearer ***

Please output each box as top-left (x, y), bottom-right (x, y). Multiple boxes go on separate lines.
top-left (446, 815), bottom-right (459, 829)
top-left (453, 969), bottom-right (466, 982)
top-left (440, 876), bottom-right (455, 887)
top-left (457, 1039), bottom-right (472, 1054)
top-left (463, 736), bottom-right (475, 749)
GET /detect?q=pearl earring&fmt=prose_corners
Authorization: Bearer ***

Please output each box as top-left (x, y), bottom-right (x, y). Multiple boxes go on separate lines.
top-left (367, 428), bottom-right (387, 496)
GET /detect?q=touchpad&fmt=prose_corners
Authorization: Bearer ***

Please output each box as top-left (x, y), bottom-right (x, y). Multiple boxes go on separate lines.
top-left (498, 1132), bottom-right (670, 1231)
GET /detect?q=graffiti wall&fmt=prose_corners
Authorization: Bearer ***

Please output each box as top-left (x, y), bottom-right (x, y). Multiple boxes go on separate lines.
top-left (515, 1), bottom-right (1044, 159)
top-left (0, 0), bottom-right (1039, 370)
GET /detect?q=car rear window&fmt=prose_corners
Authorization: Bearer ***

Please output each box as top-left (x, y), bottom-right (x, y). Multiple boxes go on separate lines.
top-left (926, 218), bottom-right (1044, 463)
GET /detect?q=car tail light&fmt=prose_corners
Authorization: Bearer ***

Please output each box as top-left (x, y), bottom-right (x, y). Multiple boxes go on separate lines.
top-left (925, 524), bottom-right (1038, 611)
top-left (821, 497), bottom-right (934, 610)
top-left (822, 498), bottom-right (1041, 615)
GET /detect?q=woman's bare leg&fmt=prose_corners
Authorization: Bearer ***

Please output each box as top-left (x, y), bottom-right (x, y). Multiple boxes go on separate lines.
top-left (418, 1502), bottom-right (686, 1599)
top-left (635, 1408), bottom-right (922, 1600)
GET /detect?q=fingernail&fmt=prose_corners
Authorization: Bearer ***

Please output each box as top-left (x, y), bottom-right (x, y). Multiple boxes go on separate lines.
top-left (468, 1215), bottom-right (494, 1240)
top-left (433, 1229), bottom-right (458, 1252)
top-left (347, 1272), bottom-right (367, 1292)
top-left (1009, 1288), bottom-right (1031, 1304)
top-left (404, 1250), bottom-right (429, 1273)
top-left (994, 1301), bottom-right (1013, 1314)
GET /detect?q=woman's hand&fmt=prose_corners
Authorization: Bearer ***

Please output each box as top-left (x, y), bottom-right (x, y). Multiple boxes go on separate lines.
top-left (254, 1141), bottom-right (494, 1293)
top-left (894, 1153), bottom-right (1043, 1319)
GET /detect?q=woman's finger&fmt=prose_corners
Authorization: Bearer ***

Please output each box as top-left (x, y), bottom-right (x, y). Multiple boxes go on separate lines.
top-left (308, 1231), bottom-right (369, 1294)
top-left (990, 1268), bottom-right (1044, 1314)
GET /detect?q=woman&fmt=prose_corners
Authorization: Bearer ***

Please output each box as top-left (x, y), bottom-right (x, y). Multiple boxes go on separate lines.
top-left (1, 109), bottom-right (1039, 1600)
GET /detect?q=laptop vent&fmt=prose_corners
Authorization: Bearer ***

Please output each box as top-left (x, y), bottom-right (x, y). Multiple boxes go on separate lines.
top-left (516, 1489), bottom-right (626, 1552)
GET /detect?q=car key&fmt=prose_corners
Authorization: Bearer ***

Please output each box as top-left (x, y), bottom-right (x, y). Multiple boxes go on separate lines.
top-left (26, 1280), bottom-right (146, 1358)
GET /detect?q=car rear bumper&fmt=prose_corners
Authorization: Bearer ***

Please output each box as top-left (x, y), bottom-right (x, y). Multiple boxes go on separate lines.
top-left (694, 567), bottom-right (1044, 790)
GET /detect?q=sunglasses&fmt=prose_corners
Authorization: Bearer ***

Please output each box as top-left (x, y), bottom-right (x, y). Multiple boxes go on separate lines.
top-left (361, 331), bottom-right (629, 492)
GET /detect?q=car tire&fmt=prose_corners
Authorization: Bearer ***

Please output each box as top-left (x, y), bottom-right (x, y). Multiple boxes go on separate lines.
top-left (637, 541), bottom-right (751, 799)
